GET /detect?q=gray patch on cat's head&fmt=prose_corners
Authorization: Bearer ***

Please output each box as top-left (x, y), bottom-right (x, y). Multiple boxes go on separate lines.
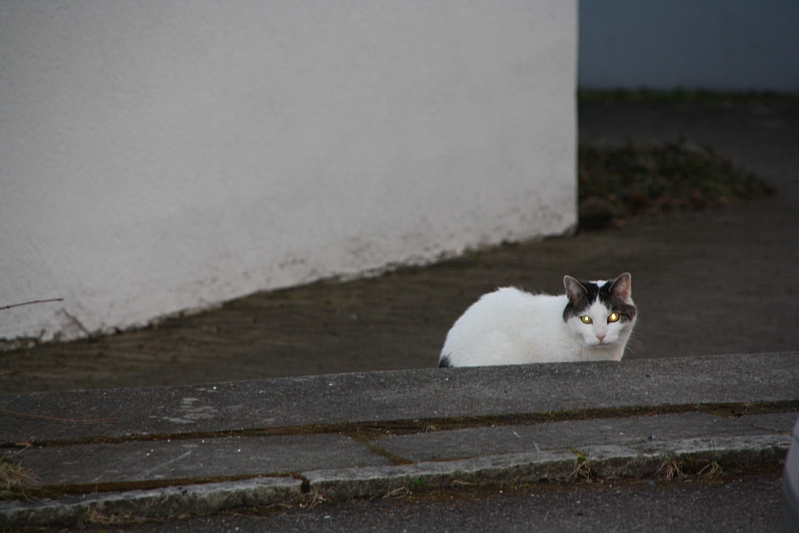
top-left (438, 354), bottom-right (451, 368)
top-left (562, 275), bottom-right (597, 320)
top-left (562, 273), bottom-right (636, 322)
top-left (598, 273), bottom-right (637, 321)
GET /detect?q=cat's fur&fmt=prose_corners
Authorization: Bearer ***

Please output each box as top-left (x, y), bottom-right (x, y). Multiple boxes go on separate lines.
top-left (439, 273), bottom-right (637, 367)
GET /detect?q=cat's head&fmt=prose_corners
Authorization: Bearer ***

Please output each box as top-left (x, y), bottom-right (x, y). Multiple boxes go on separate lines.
top-left (562, 273), bottom-right (637, 348)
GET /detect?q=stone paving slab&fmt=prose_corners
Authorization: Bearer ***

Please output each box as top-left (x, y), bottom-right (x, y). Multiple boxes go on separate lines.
top-left (8, 411), bottom-right (790, 492)
top-left (371, 412), bottom-right (798, 462)
top-left (1, 352), bottom-right (797, 444)
top-left (1, 433), bottom-right (390, 488)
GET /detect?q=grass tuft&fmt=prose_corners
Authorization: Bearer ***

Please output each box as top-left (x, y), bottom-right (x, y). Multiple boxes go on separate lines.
top-left (0, 458), bottom-right (37, 500)
top-left (656, 459), bottom-right (687, 481)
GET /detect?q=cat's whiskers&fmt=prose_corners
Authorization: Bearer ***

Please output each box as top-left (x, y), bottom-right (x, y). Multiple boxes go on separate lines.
top-left (623, 334), bottom-right (646, 358)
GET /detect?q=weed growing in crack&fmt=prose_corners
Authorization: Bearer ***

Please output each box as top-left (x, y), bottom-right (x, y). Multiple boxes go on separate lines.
top-left (568, 449), bottom-right (597, 482)
top-left (0, 458), bottom-right (38, 501)
top-left (656, 459), bottom-right (687, 480)
top-left (78, 507), bottom-right (138, 527)
top-left (301, 490), bottom-right (327, 509)
top-left (697, 461), bottom-right (723, 478)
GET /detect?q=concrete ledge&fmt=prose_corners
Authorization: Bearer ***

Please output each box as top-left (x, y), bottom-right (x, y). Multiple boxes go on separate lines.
top-left (1, 352), bottom-right (796, 444)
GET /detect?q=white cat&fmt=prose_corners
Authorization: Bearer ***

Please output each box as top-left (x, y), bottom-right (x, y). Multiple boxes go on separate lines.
top-left (439, 273), bottom-right (637, 367)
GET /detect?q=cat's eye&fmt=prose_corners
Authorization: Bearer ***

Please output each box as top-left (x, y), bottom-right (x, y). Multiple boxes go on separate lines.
top-left (580, 315), bottom-right (592, 324)
top-left (608, 312), bottom-right (620, 323)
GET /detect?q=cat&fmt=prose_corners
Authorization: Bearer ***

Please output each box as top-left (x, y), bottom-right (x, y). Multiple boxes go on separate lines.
top-left (439, 273), bottom-right (637, 367)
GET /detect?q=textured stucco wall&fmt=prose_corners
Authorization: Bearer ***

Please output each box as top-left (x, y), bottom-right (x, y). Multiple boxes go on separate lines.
top-left (580, 0), bottom-right (799, 92)
top-left (0, 1), bottom-right (577, 342)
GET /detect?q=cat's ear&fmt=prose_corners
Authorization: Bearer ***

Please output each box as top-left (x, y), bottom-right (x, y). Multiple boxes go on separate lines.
top-left (610, 272), bottom-right (632, 301)
top-left (563, 275), bottom-right (587, 302)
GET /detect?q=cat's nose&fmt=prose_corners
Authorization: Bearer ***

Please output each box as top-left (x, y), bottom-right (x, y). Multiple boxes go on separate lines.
top-left (596, 332), bottom-right (606, 341)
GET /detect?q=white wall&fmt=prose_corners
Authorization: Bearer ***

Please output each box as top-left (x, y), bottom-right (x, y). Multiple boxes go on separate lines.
top-left (580, 0), bottom-right (799, 92)
top-left (0, 1), bottom-right (577, 343)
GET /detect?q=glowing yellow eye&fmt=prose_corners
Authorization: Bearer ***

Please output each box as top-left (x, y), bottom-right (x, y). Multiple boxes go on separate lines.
top-left (580, 315), bottom-right (592, 324)
top-left (608, 312), bottom-right (620, 323)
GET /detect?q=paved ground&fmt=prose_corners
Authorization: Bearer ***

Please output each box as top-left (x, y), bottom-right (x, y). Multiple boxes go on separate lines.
top-left (1, 98), bottom-right (798, 394)
top-left (2, 352), bottom-right (795, 530)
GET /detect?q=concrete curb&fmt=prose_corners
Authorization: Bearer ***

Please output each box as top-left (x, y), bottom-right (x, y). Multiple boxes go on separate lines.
top-left (305, 434), bottom-right (789, 500)
top-left (0, 476), bottom-right (302, 529)
top-left (1, 434), bottom-right (788, 529)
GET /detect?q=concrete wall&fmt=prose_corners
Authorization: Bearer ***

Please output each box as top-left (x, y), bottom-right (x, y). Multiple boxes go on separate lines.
top-left (0, 1), bottom-right (578, 342)
top-left (579, 0), bottom-right (799, 92)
